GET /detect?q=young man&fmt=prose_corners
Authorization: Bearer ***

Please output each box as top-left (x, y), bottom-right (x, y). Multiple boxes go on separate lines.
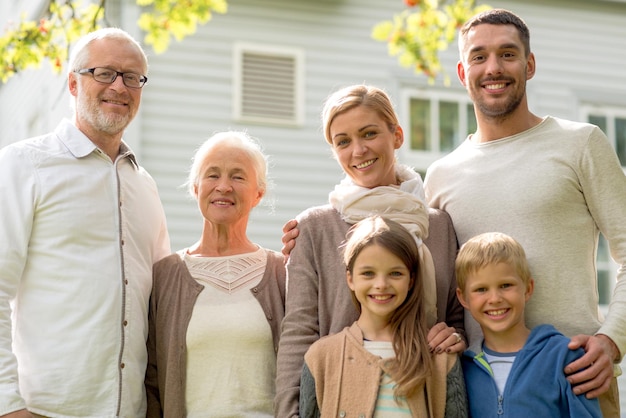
top-left (424, 8), bottom-right (625, 416)
top-left (0, 28), bottom-right (170, 417)
top-left (456, 232), bottom-right (601, 417)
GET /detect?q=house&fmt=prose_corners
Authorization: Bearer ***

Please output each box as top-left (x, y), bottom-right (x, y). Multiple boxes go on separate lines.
top-left (3, 0), bottom-right (625, 294)
top-left (1, 0), bottom-right (625, 406)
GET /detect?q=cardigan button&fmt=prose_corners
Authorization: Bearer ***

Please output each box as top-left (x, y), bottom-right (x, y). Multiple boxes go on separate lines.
top-left (339, 411), bottom-right (346, 417)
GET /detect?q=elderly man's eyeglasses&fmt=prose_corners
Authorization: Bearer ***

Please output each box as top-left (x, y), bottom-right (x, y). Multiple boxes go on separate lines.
top-left (75, 67), bottom-right (148, 88)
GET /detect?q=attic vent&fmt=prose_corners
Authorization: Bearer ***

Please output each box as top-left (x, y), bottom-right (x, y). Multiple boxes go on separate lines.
top-left (234, 43), bottom-right (304, 126)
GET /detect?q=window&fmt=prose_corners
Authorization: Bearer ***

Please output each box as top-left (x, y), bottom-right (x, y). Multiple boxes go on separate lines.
top-left (596, 235), bottom-right (615, 305)
top-left (581, 105), bottom-right (626, 167)
top-left (586, 113), bottom-right (626, 167)
top-left (233, 43), bottom-right (304, 126)
top-left (402, 90), bottom-right (476, 169)
top-left (581, 105), bottom-right (626, 305)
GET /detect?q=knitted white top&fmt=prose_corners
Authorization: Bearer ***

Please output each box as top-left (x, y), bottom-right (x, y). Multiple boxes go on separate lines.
top-left (181, 248), bottom-right (275, 417)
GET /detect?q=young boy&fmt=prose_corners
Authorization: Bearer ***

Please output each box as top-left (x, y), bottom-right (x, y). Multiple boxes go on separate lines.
top-left (455, 232), bottom-right (601, 417)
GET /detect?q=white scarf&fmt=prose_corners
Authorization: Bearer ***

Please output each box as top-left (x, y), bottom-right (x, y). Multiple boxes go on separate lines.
top-left (329, 164), bottom-right (438, 327)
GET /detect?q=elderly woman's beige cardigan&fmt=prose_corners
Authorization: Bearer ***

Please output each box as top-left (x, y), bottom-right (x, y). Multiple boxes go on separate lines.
top-left (145, 250), bottom-right (286, 418)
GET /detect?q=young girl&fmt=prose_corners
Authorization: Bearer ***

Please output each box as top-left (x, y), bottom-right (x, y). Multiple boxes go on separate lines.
top-left (299, 216), bottom-right (467, 417)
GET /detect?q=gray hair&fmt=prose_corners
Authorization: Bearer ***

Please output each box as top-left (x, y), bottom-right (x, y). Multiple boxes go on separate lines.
top-left (68, 27), bottom-right (148, 74)
top-left (186, 131), bottom-right (269, 199)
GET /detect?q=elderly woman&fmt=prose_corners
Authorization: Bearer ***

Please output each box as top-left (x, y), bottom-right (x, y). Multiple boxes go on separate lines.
top-left (145, 131), bottom-right (285, 417)
top-left (275, 85), bottom-right (465, 417)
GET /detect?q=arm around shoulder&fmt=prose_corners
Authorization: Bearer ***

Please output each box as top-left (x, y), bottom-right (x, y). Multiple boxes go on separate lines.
top-left (275, 208), bottom-right (342, 417)
top-left (426, 209), bottom-right (465, 337)
top-left (444, 357), bottom-right (469, 418)
top-left (299, 362), bottom-right (321, 418)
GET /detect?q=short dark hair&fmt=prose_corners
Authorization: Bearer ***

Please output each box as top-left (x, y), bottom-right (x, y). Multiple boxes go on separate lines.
top-left (459, 8), bottom-right (531, 57)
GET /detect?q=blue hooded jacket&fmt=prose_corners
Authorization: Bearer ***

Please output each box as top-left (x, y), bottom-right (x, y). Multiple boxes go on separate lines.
top-left (461, 324), bottom-right (601, 418)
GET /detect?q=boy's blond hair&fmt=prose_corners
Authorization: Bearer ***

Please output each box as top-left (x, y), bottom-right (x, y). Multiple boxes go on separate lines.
top-left (456, 232), bottom-right (532, 291)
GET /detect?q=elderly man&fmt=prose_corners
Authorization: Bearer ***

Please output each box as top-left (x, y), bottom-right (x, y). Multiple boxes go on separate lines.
top-left (0, 28), bottom-right (170, 417)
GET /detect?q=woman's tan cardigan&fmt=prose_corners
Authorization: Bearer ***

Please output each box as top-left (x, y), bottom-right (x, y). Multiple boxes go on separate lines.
top-left (303, 323), bottom-right (461, 417)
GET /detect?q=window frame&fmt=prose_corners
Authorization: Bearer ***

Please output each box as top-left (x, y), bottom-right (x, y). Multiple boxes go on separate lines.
top-left (580, 104), bottom-right (626, 169)
top-left (400, 88), bottom-right (475, 171)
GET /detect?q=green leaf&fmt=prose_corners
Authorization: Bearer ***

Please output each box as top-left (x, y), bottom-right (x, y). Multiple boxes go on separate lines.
top-left (372, 0), bottom-right (492, 82)
top-left (1, 0), bottom-right (229, 83)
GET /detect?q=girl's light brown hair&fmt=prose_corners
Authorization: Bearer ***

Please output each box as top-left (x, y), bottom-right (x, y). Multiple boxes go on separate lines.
top-left (343, 216), bottom-right (432, 399)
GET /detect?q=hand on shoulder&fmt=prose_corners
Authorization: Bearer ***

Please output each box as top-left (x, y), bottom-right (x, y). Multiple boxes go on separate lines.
top-left (281, 219), bottom-right (299, 261)
top-left (565, 333), bottom-right (618, 398)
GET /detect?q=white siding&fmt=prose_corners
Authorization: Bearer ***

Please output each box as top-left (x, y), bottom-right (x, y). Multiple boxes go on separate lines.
top-left (142, 0), bottom-right (626, 252)
top-left (140, 0), bottom-right (405, 251)
top-left (2, 0), bottom-right (625, 250)
top-left (397, 0), bottom-right (626, 166)
top-left (3, 0), bottom-right (625, 253)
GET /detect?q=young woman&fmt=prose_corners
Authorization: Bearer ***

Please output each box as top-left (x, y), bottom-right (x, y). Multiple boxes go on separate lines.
top-left (275, 85), bottom-right (464, 416)
top-left (300, 216), bottom-right (467, 417)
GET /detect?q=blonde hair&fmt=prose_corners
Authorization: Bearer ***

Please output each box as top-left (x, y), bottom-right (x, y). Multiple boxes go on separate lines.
top-left (455, 232), bottom-right (532, 291)
top-left (321, 85), bottom-right (399, 144)
top-left (343, 216), bottom-right (431, 399)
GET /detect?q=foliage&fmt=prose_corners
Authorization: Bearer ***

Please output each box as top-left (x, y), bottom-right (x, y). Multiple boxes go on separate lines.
top-left (137, 0), bottom-right (227, 53)
top-left (372, 0), bottom-right (490, 85)
top-left (0, 0), bottom-right (227, 83)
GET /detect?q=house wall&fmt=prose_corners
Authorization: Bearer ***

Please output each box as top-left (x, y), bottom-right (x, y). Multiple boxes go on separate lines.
top-left (0, 0), bottom-right (69, 148)
top-left (2, 0), bottom-right (625, 251)
top-left (396, 0), bottom-right (626, 166)
top-left (1, 0), bottom-right (625, 411)
top-left (138, 0), bottom-right (626, 252)
top-left (139, 0), bottom-right (405, 252)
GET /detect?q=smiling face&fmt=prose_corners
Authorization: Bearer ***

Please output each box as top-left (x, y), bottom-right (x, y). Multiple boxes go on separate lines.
top-left (329, 105), bottom-right (403, 189)
top-left (69, 37), bottom-right (145, 140)
top-left (193, 143), bottom-right (264, 228)
top-left (457, 23), bottom-right (535, 121)
top-left (456, 262), bottom-right (533, 349)
top-left (347, 243), bottom-right (412, 329)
